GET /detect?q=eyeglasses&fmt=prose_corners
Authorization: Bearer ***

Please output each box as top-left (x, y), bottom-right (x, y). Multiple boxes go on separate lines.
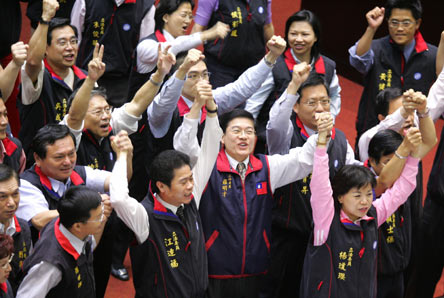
top-left (229, 127), bottom-right (255, 136)
top-left (388, 19), bottom-right (415, 28)
top-left (89, 107), bottom-right (111, 117)
top-left (179, 13), bottom-right (194, 21)
top-left (55, 38), bottom-right (79, 48)
top-left (302, 98), bottom-right (331, 107)
top-left (86, 204), bottom-right (104, 223)
top-left (186, 71), bottom-right (211, 81)
top-left (0, 254), bottom-right (13, 270)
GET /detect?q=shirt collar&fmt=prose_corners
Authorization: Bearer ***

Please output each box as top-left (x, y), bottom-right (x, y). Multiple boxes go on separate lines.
top-left (162, 29), bottom-right (176, 42)
top-left (340, 209), bottom-right (373, 225)
top-left (48, 176), bottom-right (70, 197)
top-left (0, 218), bottom-right (15, 236)
top-left (303, 124), bottom-right (316, 137)
top-left (115, 0), bottom-right (125, 6)
top-left (290, 48), bottom-right (315, 66)
top-left (59, 223), bottom-right (91, 255)
top-left (155, 194), bottom-right (180, 214)
top-left (403, 39), bottom-right (416, 61)
top-left (225, 151), bottom-right (250, 171)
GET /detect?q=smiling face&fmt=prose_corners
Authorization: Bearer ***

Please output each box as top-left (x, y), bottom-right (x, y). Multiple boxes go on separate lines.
top-left (221, 117), bottom-right (256, 162)
top-left (46, 25), bottom-right (78, 71)
top-left (157, 165), bottom-right (194, 206)
top-left (84, 95), bottom-right (111, 139)
top-left (387, 8), bottom-right (421, 46)
top-left (287, 21), bottom-right (317, 61)
top-left (0, 100), bottom-right (8, 140)
top-left (339, 184), bottom-right (373, 222)
top-left (163, 2), bottom-right (193, 38)
top-left (35, 136), bottom-right (77, 182)
top-left (0, 177), bottom-right (19, 226)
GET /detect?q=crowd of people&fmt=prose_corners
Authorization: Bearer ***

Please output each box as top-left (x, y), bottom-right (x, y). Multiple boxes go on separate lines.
top-left (0, 0), bottom-right (444, 297)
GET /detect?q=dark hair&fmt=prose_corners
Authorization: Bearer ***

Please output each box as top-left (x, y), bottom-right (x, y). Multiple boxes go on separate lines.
top-left (368, 129), bottom-right (403, 164)
top-left (32, 124), bottom-right (76, 159)
top-left (58, 186), bottom-right (102, 228)
top-left (285, 10), bottom-right (321, 60)
top-left (0, 164), bottom-right (19, 185)
top-left (170, 51), bottom-right (189, 75)
top-left (155, 0), bottom-right (195, 31)
top-left (0, 91), bottom-right (2, 100)
top-left (219, 109), bottom-right (255, 133)
top-left (47, 18), bottom-right (78, 46)
top-left (385, 0), bottom-right (422, 20)
top-left (331, 165), bottom-right (376, 209)
top-left (0, 234), bottom-right (14, 259)
top-left (375, 88), bottom-right (403, 117)
top-left (150, 150), bottom-right (191, 194)
top-left (297, 72), bottom-right (329, 100)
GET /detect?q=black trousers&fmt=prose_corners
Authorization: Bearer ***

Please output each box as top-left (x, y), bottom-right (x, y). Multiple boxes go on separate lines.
top-left (377, 271), bottom-right (404, 298)
top-left (259, 225), bottom-right (308, 298)
top-left (207, 275), bottom-right (264, 298)
top-left (406, 197), bottom-right (444, 298)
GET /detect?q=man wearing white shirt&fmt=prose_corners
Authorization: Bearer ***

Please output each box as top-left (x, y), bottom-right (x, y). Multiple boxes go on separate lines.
top-left (110, 94), bottom-right (221, 297)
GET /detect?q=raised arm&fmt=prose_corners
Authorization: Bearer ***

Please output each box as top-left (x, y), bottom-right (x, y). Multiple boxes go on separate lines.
top-left (66, 44), bottom-right (105, 130)
top-left (214, 35), bottom-right (287, 114)
top-left (266, 62), bottom-right (311, 155)
top-left (125, 45), bottom-right (175, 117)
top-left (404, 89), bottom-right (437, 159)
top-left (105, 130), bottom-right (134, 191)
top-left (0, 42), bottom-right (28, 100)
top-left (25, 0), bottom-right (59, 83)
top-left (109, 132), bottom-right (149, 244)
top-left (147, 49), bottom-right (204, 138)
top-left (310, 112), bottom-right (335, 246)
top-left (355, 7), bottom-right (384, 56)
top-left (374, 128), bottom-right (421, 226)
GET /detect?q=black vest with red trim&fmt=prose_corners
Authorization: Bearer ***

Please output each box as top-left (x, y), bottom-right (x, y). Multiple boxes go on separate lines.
top-left (272, 115), bottom-right (347, 236)
top-left (133, 189), bottom-right (207, 297)
top-left (1, 137), bottom-right (22, 173)
top-left (76, 0), bottom-right (154, 77)
top-left (0, 280), bottom-right (13, 298)
top-left (255, 50), bottom-right (336, 152)
top-left (22, 218), bottom-right (95, 298)
top-left (18, 61), bottom-right (87, 155)
top-left (8, 216), bottom-right (32, 295)
top-left (427, 128), bottom-right (444, 205)
top-left (369, 161), bottom-right (423, 275)
top-left (145, 98), bottom-right (206, 174)
top-left (77, 129), bottom-right (115, 171)
top-left (199, 151), bottom-right (273, 277)
top-left (204, 0), bottom-right (267, 70)
top-left (300, 208), bottom-right (378, 298)
top-left (20, 165), bottom-right (87, 211)
top-left (356, 32), bottom-right (437, 138)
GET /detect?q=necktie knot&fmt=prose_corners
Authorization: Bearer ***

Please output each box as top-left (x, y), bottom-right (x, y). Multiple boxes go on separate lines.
top-left (236, 162), bottom-right (246, 180)
top-left (176, 206), bottom-right (186, 223)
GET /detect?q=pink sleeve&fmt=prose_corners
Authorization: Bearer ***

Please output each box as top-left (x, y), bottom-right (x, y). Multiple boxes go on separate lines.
top-left (194, 0), bottom-right (218, 27)
top-left (310, 147), bottom-right (335, 246)
top-left (373, 157), bottom-right (419, 227)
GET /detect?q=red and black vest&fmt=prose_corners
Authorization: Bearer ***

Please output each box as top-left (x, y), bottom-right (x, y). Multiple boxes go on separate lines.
top-left (77, 129), bottom-right (115, 171)
top-left (22, 218), bottom-right (95, 298)
top-left (300, 208), bottom-right (379, 298)
top-left (272, 116), bottom-right (347, 237)
top-left (76, 0), bottom-right (154, 78)
top-left (131, 188), bottom-right (208, 297)
top-left (255, 50), bottom-right (336, 154)
top-left (0, 280), bottom-right (13, 298)
top-left (204, 0), bottom-right (268, 70)
top-left (1, 137), bottom-right (23, 174)
top-left (8, 216), bottom-right (31, 295)
top-left (199, 151), bottom-right (273, 277)
top-left (18, 61), bottom-right (87, 157)
top-left (356, 32), bottom-right (437, 139)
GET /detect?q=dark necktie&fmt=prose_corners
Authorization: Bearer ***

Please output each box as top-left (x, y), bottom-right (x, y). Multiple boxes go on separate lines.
top-left (176, 206), bottom-right (186, 224)
top-left (236, 162), bottom-right (246, 180)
